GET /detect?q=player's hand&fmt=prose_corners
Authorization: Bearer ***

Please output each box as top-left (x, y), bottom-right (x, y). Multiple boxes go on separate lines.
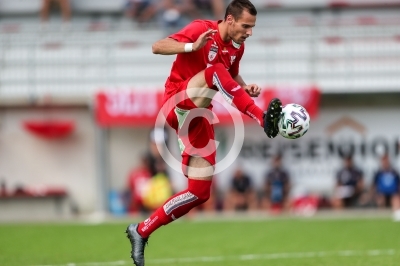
top-left (193, 29), bottom-right (218, 51)
top-left (244, 84), bottom-right (261, 97)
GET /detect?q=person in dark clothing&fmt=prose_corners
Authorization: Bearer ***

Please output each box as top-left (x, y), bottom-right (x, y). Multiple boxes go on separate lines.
top-left (263, 155), bottom-right (291, 212)
top-left (372, 154), bottom-right (400, 213)
top-left (331, 155), bottom-right (364, 209)
top-left (224, 168), bottom-right (257, 211)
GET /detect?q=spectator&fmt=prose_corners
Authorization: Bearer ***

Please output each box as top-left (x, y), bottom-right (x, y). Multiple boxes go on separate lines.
top-left (40, 0), bottom-right (71, 30)
top-left (126, 155), bottom-right (153, 214)
top-left (141, 171), bottom-right (173, 212)
top-left (147, 127), bottom-right (169, 176)
top-left (371, 154), bottom-right (400, 221)
top-left (193, 0), bottom-right (225, 19)
top-left (159, 0), bottom-right (224, 35)
top-left (224, 168), bottom-right (257, 211)
top-left (262, 155), bottom-right (291, 213)
top-left (125, 0), bottom-right (158, 25)
top-left (331, 155), bottom-right (364, 209)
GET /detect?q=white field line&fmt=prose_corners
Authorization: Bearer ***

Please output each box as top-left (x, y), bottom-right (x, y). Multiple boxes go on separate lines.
top-left (30, 249), bottom-right (396, 266)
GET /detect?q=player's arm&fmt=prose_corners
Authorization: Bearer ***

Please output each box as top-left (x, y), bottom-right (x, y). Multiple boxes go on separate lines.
top-left (233, 74), bottom-right (261, 97)
top-left (233, 75), bottom-right (246, 87)
top-left (152, 29), bottom-right (217, 55)
top-left (231, 50), bottom-right (260, 97)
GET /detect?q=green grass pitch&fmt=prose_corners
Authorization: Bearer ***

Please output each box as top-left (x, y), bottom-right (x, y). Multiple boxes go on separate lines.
top-left (0, 217), bottom-right (399, 266)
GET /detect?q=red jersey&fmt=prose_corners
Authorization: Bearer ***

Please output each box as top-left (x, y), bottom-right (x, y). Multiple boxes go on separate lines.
top-left (127, 167), bottom-right (152, 212)
top-left (165, 19), bottom-right (245, 97)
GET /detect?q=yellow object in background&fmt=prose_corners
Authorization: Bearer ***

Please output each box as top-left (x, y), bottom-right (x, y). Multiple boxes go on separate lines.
top-left (142, 173), bottom-right (172, 210)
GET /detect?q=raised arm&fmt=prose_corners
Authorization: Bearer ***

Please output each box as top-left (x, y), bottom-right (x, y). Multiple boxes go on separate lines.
top-left (152, 29), bottom-right (217, 55)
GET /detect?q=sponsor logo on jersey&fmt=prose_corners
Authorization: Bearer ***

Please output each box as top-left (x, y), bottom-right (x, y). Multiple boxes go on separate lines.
top-left (222, 47), bottom-right (229, 53)
top-left (163, 192), bottom-right (198, 215)
top-left (208, 43), bottom-right (218, 62)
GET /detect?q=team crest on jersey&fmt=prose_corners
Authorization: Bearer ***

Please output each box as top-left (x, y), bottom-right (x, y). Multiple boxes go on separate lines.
top-left (208, 44), bottom-right (218, 62)
top-left (230, 55), bottom-right (236, 65)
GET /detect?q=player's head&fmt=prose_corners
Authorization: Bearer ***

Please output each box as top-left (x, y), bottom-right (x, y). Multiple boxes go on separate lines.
top-left (224, 0), bottom-right (257, 44)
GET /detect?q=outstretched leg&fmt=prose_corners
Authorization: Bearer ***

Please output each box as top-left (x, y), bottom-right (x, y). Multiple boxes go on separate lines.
top-left (126, 157), bottom-right (213, 266)
top-left (203, 63), bottom-right (282, 138)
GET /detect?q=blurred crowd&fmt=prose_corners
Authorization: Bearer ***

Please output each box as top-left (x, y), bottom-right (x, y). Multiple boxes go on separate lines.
top-left (36, 0), bottom-right (225, 34)
top-left (124, 145), bottom-right (400, 221)
top-left (125, 0), bottom-right (225, 35)
top-left (39, 0), bottom-right (225, 34)
top-left (332, 154), bottom-right (400, 221)
top-left (40, 0), bottom-right (71, 30)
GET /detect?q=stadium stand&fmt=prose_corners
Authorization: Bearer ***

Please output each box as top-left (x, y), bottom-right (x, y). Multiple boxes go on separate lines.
top-left (1, 0), bottom-right (400, 102)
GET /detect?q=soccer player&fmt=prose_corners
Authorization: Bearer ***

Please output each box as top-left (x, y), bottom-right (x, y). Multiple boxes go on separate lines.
top-left (125, 1), bottom-right (282, 265)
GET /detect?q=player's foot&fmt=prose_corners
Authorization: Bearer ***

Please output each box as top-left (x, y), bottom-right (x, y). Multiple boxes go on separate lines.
top-left (126, 223), bottom-right (148, 266)
top-left (263, 98), bottom-right (282, 138)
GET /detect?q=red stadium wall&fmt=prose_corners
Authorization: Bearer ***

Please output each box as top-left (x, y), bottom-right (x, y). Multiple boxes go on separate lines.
top-left (95, 87), bottom-right (321, 127)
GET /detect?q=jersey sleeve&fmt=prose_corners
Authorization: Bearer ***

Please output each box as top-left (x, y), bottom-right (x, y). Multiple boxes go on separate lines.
top-left (169, 20), bottom-right (208, 43)
top-left (229, 46), bottom-right (244, 78)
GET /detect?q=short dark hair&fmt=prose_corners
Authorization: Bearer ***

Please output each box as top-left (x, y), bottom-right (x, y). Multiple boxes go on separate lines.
top-left (224, 0), bottom-right (257, 21)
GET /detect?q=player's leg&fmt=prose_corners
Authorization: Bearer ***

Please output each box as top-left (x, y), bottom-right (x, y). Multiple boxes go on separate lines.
top-left (126, 157), bottom-right (213, 266)
top-left (186, 63), bottom-right (282, 138)
top-left (126, 109), bottom-right (215, 266)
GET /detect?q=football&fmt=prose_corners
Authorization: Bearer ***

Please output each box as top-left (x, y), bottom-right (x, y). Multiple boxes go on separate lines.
top-left (278, 103), bottom-right (310, 139)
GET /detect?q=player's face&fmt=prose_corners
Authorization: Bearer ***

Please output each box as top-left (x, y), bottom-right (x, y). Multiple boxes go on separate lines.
top-left (227, 10), bottom-right (256, 44)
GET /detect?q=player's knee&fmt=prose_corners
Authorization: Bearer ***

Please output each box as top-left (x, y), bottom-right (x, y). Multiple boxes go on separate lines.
top-left (211, 63), bottom-right (226, 73)
top-left (204, 62), bottom-right (228, 87)
top-left (194, 188), bottom-right (211, 204)
top-left (188, 179), bottom-right (212, 203)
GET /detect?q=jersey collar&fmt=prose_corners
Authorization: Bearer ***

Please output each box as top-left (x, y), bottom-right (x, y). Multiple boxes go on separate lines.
top-left (232, 41), bottom-right (241, 49)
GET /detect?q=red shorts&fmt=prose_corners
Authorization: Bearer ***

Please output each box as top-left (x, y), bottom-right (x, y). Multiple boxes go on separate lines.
top-left (163, 79), bottom-right (216, 176)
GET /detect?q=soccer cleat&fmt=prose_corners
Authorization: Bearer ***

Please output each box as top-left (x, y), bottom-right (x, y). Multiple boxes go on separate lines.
top-left (263, 98), bottom-right (282, 138)
top-left (126, 223), bottom-right (148, 266)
